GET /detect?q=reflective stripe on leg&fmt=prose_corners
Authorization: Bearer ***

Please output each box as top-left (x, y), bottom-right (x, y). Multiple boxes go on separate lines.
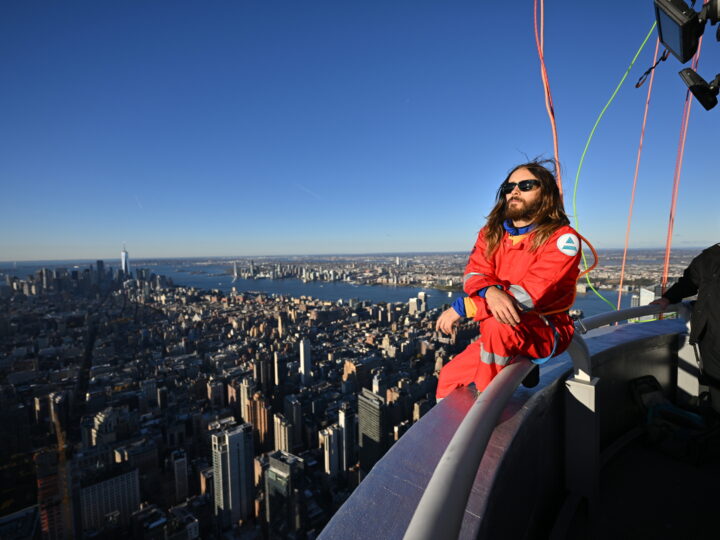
top-left (479, 345), bottom-right (512, 366)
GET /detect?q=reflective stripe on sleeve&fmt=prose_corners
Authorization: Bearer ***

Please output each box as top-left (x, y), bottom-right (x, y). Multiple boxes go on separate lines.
top-left (509, 284), bottom-right (534, 310)
top-left (463, 272), bottom-right (487, 285)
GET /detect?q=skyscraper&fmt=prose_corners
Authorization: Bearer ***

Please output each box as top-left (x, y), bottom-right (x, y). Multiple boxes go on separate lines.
top-left (239, 378), bottom-right (256, 423)
top-left (246, 392), bottom-right (272, 452)
top-left (338, 401), bottom-right (357, 473)
top-left (372, 368), bottom-right (388, 396)
top-left (273, 413), bottom-right (293, 453)
top-left (96, 260), bottom-right (105, 286)
top-left (284, 395), bottom-right (303, 450)
top-left (227, 379), bottom-right (241, 417)
top-left (417, 291), bottom-right (427, 313)
top-left (358, 388), bottom-right (387, 478)
top-left (199, 467), bottom-right (213, 499)
top-left (265, 451), bottom-right (304, 537)
top-left (120, 244), bottom-right (130, 277)
top-left (40, 268), bottom-right (53, 291)
top-left (273, 351), bottom-right (287, 387)
top-left (141, 379), bottom-right (157, 408)
top-left (91, 408), bottom-right (118, 447)
top-left (211, 423), bottom-right (254, 530)
top-left (79, 468), bottom-right (140, 530)
top-left (171, 449), bottom-right (188, 503)
top-left (252, 356), bottom-right (273, 394)
top-left (157, 387), bottom-right (168, 410)
top-left (299, 338), bottom-right (312, 386)
top-left (206, 379), bottom-right (224, 409)
top-left (277, 313), bottom-right (288, 338)
top-left (319, 424), bottom-right (341, 478)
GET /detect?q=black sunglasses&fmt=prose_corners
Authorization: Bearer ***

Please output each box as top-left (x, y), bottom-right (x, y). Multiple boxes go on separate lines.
top-left (500, 179), bottom-right (541, 195)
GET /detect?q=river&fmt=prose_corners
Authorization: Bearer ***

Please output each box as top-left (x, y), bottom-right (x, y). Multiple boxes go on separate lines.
top-left (2, 260), bottom-right (631, 318)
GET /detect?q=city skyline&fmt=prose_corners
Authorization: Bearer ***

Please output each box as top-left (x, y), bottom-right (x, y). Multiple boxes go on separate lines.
top-left (2, 248), bottom-right (697, 319)
top-left (2, 2), bottom-right (720, 261)
top-left (0, 244), bottom-right (707, 266)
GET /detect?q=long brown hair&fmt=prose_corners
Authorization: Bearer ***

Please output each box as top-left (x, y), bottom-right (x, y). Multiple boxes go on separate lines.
top-left (484, 160), bottom-right (569, 258)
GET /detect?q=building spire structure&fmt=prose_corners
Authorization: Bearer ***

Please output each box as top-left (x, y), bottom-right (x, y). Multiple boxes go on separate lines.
top-left (121, 243), bottom-right (130, 277)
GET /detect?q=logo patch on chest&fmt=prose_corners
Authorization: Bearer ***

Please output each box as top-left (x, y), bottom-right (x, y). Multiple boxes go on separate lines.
top-left (556, 233), bottom-right (579, 256)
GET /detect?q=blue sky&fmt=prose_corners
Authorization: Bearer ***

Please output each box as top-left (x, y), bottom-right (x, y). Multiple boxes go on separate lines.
top-left (1, 1), bottom-right (718, 261)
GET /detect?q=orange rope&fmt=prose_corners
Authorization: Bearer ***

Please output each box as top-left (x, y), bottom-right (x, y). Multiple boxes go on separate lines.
top-left (617, 38), bottom-right (661, 310)
top-left (577, 232), bottom-right (599, 279)
top-left (539, 0), bottom-right (544, 50)
top-left (539, 232), bottom-right (599, 316)
top-left (533, 0), bottom-right (562, 195)
top-left (661, 35), bottom-right (704, 294)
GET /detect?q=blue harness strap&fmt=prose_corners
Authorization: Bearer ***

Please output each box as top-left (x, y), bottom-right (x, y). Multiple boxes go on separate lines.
top-left (531, 314), bottom-right (559, 365)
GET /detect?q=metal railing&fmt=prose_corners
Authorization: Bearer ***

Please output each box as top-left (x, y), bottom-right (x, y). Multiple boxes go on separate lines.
top-left (567, 302), bottom-right (689, 380)
top-left (576, 302), bottom-right (689, 334)
top-left (403, 303), bottom-right (691, 540)
top-left (402, 357), bottom-right (536, 540)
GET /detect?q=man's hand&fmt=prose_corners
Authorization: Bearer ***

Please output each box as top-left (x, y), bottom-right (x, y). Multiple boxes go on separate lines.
top-left (650, 297), bottom-right (671, 311)
top-left (485, 287), bottom-right (521, 326)
top-left (436, 308), bottom-right (461, 335)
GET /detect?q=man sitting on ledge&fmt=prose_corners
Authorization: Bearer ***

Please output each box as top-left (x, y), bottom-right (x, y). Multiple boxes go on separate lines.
top-left (435, 160), bottom-right (581, 400)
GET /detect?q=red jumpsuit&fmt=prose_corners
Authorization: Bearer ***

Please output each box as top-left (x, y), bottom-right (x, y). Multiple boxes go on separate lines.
top-left (436, 224), bottom-right (581, 399)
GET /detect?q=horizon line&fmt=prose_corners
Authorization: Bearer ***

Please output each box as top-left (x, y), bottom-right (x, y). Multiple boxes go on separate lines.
top-left (0, 246), bottom-right (707, 265)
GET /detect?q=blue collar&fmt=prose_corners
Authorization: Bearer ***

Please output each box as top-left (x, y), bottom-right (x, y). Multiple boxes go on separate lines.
top-left (503, 219), bottom-right (536, 236)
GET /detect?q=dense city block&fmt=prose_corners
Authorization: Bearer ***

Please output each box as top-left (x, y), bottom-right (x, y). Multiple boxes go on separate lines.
top-left (0, 260), bottom-right (480, 539)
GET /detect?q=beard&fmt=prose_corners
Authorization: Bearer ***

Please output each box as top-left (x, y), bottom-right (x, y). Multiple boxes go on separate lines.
top-left (505, 197), bottom-right (541, 222)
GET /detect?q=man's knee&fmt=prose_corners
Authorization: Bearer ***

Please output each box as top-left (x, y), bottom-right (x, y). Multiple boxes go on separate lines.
top-left (480, 317), bottom-right (525, 351)
top-left (436, 342), bottom-right (481, 398)
top-left (436, 370), bottom-right (461, 399)
top-left (481, 317), bottom-right (562, 362)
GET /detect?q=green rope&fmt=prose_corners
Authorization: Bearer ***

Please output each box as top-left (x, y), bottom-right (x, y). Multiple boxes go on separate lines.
top-left (572, 22), bottom-right (657, 311)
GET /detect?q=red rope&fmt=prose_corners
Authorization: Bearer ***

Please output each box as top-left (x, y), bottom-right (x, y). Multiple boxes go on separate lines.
top-left (661, 35), bottom-right (704, 294)
top-left (617, 38), bottom-right (661, 310)
top-left (533, 0), bottom-right (563, 195)
top-left (539, 0), bottom-right (544, 50)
